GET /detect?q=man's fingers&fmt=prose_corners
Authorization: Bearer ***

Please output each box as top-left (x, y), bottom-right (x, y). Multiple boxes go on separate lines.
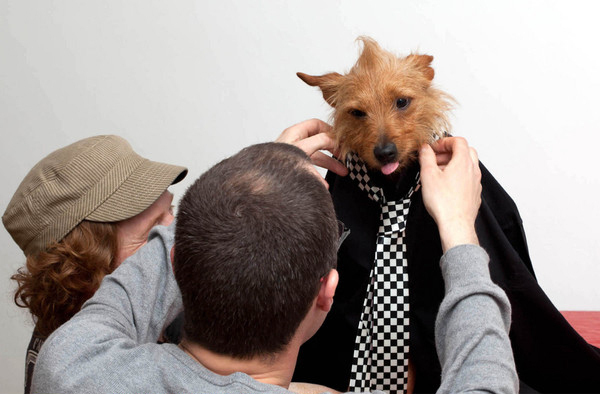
top-left (277, 119), bottom-right (333, 143)
top-left (426, 137), bottom-right (478, 171)
top-left (311, 151), bottom-right (348, 177)
top-left (429, 138), bottom-right (453, 154)
top-left (430, 136), bottom-right (469, 155)
top-left (434, 152), bottom-right (452, 167)
top-left (294, 132), bottom-right (336, 157)
top-left (275, 118), bottom-right (348, 178)
top-left (469, 147), bottom-right (479, 167)
top-left (470, 147), bottom-right (482, 186)
top-left (418, 144), bottom-right (440, 175)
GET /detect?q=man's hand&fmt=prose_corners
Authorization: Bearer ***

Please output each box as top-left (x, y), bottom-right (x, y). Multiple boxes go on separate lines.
top-left (419, 137), bottom-right (482, 252)
top-left (276, 119), bottom-right (348, 177)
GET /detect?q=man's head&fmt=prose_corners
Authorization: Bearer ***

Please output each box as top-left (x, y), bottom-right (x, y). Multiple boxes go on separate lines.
top-left (174, 142), bottom-right (339, 359)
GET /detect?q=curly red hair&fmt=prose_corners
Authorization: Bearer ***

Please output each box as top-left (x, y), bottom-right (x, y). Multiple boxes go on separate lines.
top-left (11, 220), bottom-right (119, 337)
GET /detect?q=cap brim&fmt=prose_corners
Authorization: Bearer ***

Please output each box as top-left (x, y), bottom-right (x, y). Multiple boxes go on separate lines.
top-left (86, 159), bottom-right (187, 222)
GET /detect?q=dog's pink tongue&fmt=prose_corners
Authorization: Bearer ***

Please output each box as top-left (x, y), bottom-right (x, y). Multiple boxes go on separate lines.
top-left (381, 162), bottom-right (399, 175)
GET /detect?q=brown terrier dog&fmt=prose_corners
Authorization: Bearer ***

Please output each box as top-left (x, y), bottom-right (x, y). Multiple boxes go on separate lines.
top-left (298, 36), bottom-right (453, 175)
top-left (294, 37), bottom-right (600, 394)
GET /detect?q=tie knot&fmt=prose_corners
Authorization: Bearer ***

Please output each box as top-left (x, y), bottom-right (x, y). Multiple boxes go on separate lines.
top-left (346, 153), bottom-right (384, 203)
top-left (346, 152), bottom-right (420, 206)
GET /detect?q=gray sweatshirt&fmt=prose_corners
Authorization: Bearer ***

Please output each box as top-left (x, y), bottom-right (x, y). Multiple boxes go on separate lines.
top-left (31, 223), bottom-right (517, 394)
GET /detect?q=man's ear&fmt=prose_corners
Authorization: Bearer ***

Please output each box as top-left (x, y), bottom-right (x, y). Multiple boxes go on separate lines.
top-left (170, 246), bottom-right (175, 272)
top-left (297, 72), bottom-right (344, 108)
top-left (316, 269), bottom-right (339, 312)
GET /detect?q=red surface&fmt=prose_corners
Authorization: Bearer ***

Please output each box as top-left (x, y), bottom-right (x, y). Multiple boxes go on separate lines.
top-left (561, 311), bottom-right (600, 348)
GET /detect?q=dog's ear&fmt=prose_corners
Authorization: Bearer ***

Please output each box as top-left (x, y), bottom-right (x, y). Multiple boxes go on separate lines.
top-left (407, 54), bottom-right (435, 81)
top-left (297, 72), bottom-right (344, 107)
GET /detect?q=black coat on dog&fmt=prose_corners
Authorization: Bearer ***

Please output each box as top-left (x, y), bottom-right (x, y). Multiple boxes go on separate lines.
top-left (293, 162), bottom-right (600, 393)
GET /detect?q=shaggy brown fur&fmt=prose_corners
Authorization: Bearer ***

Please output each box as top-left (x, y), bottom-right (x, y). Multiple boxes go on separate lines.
top-left (298, 37), bottom-right (454, 175)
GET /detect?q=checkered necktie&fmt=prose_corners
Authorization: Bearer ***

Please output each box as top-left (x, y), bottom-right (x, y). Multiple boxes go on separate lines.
top-left (346, 153), bottom-right (420, 394)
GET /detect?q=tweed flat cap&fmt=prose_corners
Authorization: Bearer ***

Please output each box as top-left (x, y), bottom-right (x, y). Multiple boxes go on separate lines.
top-left (2, 135), bottom-right (187, 256)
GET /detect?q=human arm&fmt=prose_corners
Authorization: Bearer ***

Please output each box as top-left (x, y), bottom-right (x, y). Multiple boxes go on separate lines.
top-left (418, 137), bottom-right (481, 252)
top-left (435, 245), bottom-right (517, 394)
top-left (419, 138), bottom-right (518, 393)
top-left (31, 224), bottom-right (181, 393)
top-left (276, 118), bottom-right (348, 177)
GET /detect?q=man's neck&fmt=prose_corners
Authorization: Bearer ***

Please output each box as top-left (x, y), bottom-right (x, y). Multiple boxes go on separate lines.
top-left (178, 339), bottom-right (299, 388)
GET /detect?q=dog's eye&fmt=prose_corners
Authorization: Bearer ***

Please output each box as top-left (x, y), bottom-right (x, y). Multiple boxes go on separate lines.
top-left (349, 109), bottom-right (366, 118)
top-left (396, 98), bottom-right (411, 110)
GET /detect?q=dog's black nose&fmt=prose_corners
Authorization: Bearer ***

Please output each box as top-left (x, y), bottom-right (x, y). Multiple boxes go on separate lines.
top-left (374, 143), bottom-right (398, 163)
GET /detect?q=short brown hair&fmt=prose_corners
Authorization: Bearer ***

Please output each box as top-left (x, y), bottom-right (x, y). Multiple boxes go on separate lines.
top-left (174, 143), bottom-right (338, 359)
top-left (11, 220), bottom-right (119, 337)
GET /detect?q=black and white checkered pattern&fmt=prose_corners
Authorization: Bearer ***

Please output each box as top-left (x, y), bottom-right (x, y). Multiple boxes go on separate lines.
top-left (346, 153), bottom-right (419, 394)
top-left (347, 154), bottom-right (384, 203)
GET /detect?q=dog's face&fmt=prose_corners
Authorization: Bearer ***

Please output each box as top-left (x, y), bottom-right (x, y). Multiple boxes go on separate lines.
top-left (298, 37), bottom-right (453, 175)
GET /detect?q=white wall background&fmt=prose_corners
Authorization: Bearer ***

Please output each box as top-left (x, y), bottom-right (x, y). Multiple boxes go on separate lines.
top-left (1, 1), bottom-right (599, 392)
